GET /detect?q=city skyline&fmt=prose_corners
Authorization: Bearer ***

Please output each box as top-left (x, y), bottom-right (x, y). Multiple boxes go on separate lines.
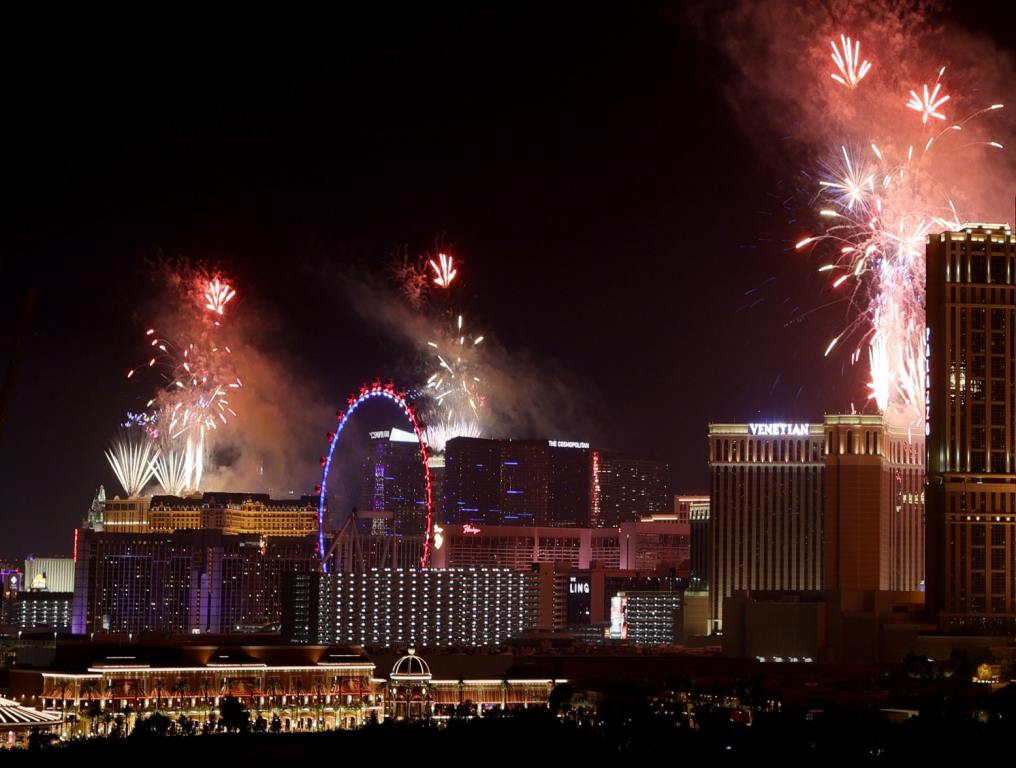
top-left (5, 2), bottom-right (1016, 755)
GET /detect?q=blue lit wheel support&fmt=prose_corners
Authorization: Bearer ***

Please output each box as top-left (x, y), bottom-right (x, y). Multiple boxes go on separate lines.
top-left (317, 380), bottom-right (433, 570)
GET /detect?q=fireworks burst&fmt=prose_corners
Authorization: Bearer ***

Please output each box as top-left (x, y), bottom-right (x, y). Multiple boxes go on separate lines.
top-left (428, 252), bottom-right (458, 289)
top-left (105, 429), bottom-right (158, 497)
top-left (830, 34), bottom-right (871, 89)
top-left (122, 267), bottom-right (242, 493)
top-left (906, 71), bottom-right (950, 124)
top-left (795, 41), bottom-right (1004, 429)
top-left (424, 313), bottom-right (486, 432)
top-left (204, 277), bottom-right (236, 316)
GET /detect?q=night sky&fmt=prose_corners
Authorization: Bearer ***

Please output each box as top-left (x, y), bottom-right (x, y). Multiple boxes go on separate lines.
top-left (2, 3), bottom-right (1012, 557)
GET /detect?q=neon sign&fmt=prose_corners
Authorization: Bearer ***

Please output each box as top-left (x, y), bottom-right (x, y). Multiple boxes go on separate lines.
top-left (548, 440), bottom-right (590, 449)
top-left (463, 524), bottom-right (481, 535)
top-left (748, 423), bottom-right (810, 436)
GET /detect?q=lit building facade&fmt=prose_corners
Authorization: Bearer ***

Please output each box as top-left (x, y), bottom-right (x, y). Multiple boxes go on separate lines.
top-left (709, 417), bottom-right (927, 632)
top-left (285, 568), bottom-right (540, 648)
top-left (678, 495), bottom-right (711, 589)
top-left (8, 644), bottom-right (380, 734)
top-left (590, 452), bottom-right (671, 527)
top-left (87, 492), bottom-right (318, 538)
top-left (2, 592), bottom-right (72, 629)
top-left (927, 223), bottom-right (1016, 630)
top-left (609, 590), bottom-right (683, 645)
top-left (708, 422), bottom-right (826, 631)
top-left (442, 437), bottom-right (592, 527)
top-left (443, 437), bottom-right (501, 525)
top-left (358, 428), bottom-right (429, 535)
top-left (431, 522), bottom-right (689, 574)
top-left (824, 415), bottom-right (924, 593)
top-left (150, 494), bottom-right (319, 537)
top-left (24, 557), bottom-right (75, 593)
top-left (383, 650), bottom-right (561, 720)
top-left (72, 530), bottom-right (318, 635)
top-left (547, 442), bottom-right (593, 527)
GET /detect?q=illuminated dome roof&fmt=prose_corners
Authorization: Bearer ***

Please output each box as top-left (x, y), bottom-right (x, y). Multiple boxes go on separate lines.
top-left (391, 649), bottom-right (431, 680)
top-left (0, 697), bottom-right (63, 728)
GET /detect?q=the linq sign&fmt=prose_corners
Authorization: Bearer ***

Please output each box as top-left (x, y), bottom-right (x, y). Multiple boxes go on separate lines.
top-left (748, 423), bottom-right (810, 436)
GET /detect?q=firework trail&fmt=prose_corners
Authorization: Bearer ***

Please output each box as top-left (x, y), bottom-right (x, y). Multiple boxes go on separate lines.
top-left (105, 428), bottom-right (158, 497)
top-left (830, 34), bottom-right (871, 89)
top-left (428, 252), bottom-right (458, 289)
top-left (150, 445), bottom-right (190, 497)
top-left (204, 277), bottom-right (236, 316)
top-left (123, 267), bottom-right (242, 492)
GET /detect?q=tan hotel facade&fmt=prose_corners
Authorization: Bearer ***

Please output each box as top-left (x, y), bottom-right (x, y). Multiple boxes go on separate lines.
top-left (708, 416), bottom-right (924, 631)
top-left (926, 224), bottom-right (1016, 630)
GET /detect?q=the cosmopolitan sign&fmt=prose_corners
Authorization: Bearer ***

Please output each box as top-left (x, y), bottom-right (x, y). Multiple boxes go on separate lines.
top-left (548, 440), bottom-right (590, 449)
top-left (748, 423), bottom-right (810, 436)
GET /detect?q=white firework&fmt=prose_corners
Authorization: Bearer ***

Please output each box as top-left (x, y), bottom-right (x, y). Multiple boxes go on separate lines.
top-left (105, 430), bottom-right (157, 497)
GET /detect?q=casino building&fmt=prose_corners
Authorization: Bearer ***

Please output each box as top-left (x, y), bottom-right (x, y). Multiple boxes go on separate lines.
top-left (926, 223), bottom-right (1016, 630)
top-left (4, 644), bottom-right (562, 735)
top-left (431, 521), bottom-right (690, 574)
top-left (7, 643), bottom-right (382, 734)
top-left (708, 415), bottom-right (925, 631)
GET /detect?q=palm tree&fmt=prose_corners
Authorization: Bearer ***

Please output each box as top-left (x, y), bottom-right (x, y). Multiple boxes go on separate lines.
top-left (151, 678), bottom-right (166, 712)
top-left (200, 679), bottom-right (213, 724)
top-left (172, 678), bottom-right (189, 710)
top-left (84, 701), bottom-right (101, 736)
top-left (267, 677), bottom-right (280, 707)
top-left (314, 682), bottom-right (325, 730)
top-left (52, 680), bottom-right (72, 737)
top-left (80, 680), bottom-right (99, 732)
top-left (101, 710), bottom-right (114, 738)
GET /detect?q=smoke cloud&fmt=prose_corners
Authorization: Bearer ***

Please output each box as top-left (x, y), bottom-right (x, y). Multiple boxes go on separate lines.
top-left (697, 0), bottom-right (1014, 222)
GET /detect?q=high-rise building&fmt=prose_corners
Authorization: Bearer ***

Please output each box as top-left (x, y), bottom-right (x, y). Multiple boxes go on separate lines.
top-left (824, 415), bottom-right (924, 593)
top-left (284, 568), bottom-right (540, 648)
top-left (609, 590), bottom-right (683, 645)
top-left (72, 529), bottom-right (318, 635)
top-left (708, 422), bottom-right (826, 631)
top-left (547, 442), bottom-right (592, 527)
top-left (358, 428), bottom-right (429, 535)
top-left (442, 437), bottom-right (593, 527)
top-left (674, 495), bottom-right (710, 589)
top-left (443, 437), bottom-right (501, 525)
top-left (500, 440), bottom-right (550, 525)
top-left (709, 417), bottom-right (927, 632)
top-left (590, 452), bottom-right (671, 527)
top-left (927, 223), bottom-right (1016, 630)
